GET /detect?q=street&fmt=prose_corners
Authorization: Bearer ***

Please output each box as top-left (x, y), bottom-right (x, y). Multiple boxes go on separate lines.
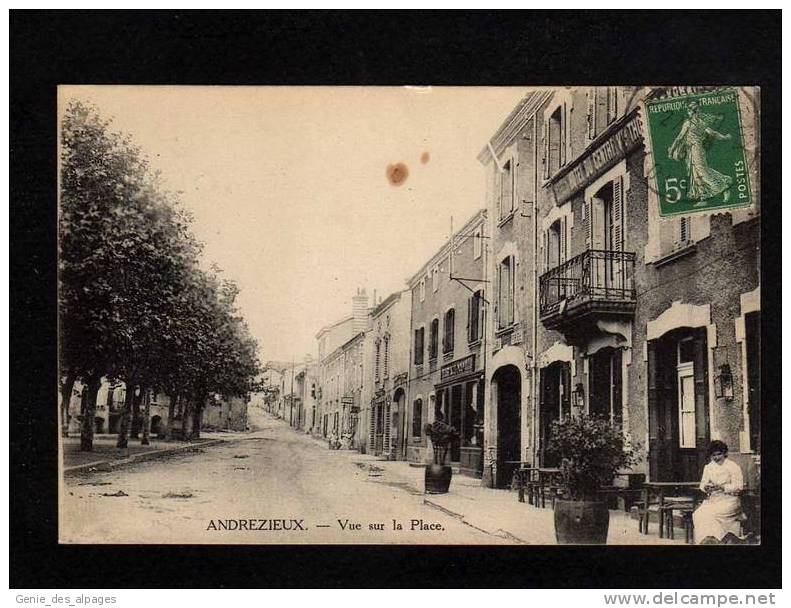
top-left (60, 408), bottom-right (510, 544)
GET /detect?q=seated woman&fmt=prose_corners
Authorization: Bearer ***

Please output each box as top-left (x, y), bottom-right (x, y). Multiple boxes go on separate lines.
top-left (693, 440), bottom-right (744, 544)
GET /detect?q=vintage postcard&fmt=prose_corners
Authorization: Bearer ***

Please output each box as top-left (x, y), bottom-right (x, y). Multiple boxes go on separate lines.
top-left (58, 85), bottom-right (761, 546)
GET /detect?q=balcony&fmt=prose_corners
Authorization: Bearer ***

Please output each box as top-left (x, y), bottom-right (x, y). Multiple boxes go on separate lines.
top-left (539, 249), bottom-right (636, 332)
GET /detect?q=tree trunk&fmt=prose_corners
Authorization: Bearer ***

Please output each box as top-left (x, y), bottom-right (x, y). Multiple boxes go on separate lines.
top-left (192, 392), bottom-right (207, 439)
top-left (181, 398), bottom-right (193, 441)
top-left (116, 382), bottom-right (136, 448)
top-left (192, 401), bottom-right (203, 439)
top-left (79, 373), bottom-right (101, 451)
top-left (164, 392), bottom-right (178, 441)
top-left (60, 369), bottom-right (77, 438)
top-left (130, 389), bottom-right (144, 439)
top-left (141, 389), bottom-right (151, 445)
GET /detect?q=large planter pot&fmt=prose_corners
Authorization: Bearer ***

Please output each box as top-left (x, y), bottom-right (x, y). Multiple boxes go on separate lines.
top-left (424, 464), bottom-right (452, 494)
top-left (554, 499), bottom-right (610, 544)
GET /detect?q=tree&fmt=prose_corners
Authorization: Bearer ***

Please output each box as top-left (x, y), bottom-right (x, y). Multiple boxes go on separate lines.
top-left (60, 101), bottom-right (137, 450)
top-left (60, 100), bottom-right (261, 451)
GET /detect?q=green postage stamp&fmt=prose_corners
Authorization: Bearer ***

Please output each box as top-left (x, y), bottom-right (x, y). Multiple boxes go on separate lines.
top-left (645, 89), bottom-right (753, 216)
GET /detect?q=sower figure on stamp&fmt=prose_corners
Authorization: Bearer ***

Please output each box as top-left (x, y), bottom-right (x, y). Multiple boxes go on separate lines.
top-left (668, 100), bottom-right (733, 206)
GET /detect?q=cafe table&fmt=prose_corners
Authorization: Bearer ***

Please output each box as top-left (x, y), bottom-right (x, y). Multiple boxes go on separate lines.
top-left (537, 467), bottom-right (563, 508)
top-left (505, 461), bottom-right (535, 503)
top-left (641, 481), bottom-right (701, 538)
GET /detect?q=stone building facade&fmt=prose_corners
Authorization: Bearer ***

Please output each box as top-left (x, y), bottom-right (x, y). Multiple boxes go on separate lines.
top-left (315, 289), bottom-right (369, 437)
top-left (365, 289), bottom-right (412, 458)
top-left (406, 210), bottom-right (488, 475)
top-left (66, 379), bottom-right (250, 437)
top-left (479, 86), bottom-right (760, 488)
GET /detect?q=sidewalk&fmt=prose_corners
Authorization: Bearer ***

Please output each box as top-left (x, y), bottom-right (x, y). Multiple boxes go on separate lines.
top-left (325, 446), bottom-right (684, 545)
top-left (61, 432), bottom-right (238, 475)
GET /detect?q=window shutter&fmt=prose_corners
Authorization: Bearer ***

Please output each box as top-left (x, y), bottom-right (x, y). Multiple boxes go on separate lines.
top-left (496, 166), bottom-right (503, 219)
top-left (383, 402), bottom-right (391, 454)
top-left (607, 87), bottom-right (618, 124)
top-left (560, 102), bottom-right (568, 166)
top-left (646, 341), bottom-right (660, 479)
top-left (369, 406), bottom-right (376, 451)
top-left (613, 176), bottom-right (624, 252)
top-left (477, 291), bottom-right (484, 341)
top-left (585, 198), bottom-right (593, 248)
top-left (541, 230), bottom-right (547, 271)
top-left (496, 262), bottom-right (502, 328)
top-left (508, 257), bottom-right (515, 325)
top-left (449, 309), bottom-right (455, 351)
top-left (511, 156), bottom-right (517, 214)
top-left (466, 297), bottom-right (472, 342)
top-left (586, 87), bottom-right (596, 141)
top-left (679, 216), bottom-right (690, 243)
top-left (560, 216), bottom-right (567, 263)
top-left (692, 328), bottom-right (710, 446)
top-left (542, 119), bottom-right (549, 180)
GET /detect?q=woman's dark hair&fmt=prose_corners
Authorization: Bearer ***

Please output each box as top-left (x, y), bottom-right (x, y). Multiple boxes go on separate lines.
top-left (708, 440), bottom-right (729, 456)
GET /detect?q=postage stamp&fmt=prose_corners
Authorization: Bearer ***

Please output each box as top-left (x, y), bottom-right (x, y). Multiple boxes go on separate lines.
top-left (645, 88), bottom-right (753, 216)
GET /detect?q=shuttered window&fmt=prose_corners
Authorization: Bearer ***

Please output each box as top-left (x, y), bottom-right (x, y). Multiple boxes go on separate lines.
top-left (612, 176), bottom-right (624, 252)
top-left (467, 289), bottom-right (483, 343)
top-left (429, 319), bottom-right (439, 359)
top-left (383, 403), bottom-right (391, 453)
top-left (443, 308), bottom-right (455, 354)
top-left (499, 159), bottom-right (515, 220)
top-left (375, 339), bottom-right (381, 382)
top-left (414, 328), bottom-right (424, 365)
top-left (588, 87), bottom-right (619, 141)
top-left (383, 336), bottom-right (389, 378)
top-left (497, 257), bottom-right (515, 329)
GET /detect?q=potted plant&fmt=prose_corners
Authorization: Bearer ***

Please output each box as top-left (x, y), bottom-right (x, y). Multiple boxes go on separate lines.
top-left (547, 414), bottom-right (640, 544)
top-left (423, 417), bottom-right (459, 494)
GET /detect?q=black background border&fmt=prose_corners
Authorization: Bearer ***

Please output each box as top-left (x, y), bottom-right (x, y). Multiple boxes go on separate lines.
top-left (10, 10), bottom-right (781, 589)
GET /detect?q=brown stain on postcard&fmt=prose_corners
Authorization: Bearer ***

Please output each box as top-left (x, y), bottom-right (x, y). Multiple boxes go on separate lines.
top-left (386, 163), bottom-right (409, 186)
top-left (420, 151), bottom-right (430, 164)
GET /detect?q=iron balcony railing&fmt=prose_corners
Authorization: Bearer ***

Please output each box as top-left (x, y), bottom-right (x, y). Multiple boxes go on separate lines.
top-left (539, 249), bottom-right (636, 318)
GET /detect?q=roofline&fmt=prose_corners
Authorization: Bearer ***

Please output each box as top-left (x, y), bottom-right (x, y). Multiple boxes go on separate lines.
top-left (406, 208), bottom-right (487, 287)
top-left (315, 315), bottom-right (354, 340)
top-left (477, 89), bottom-right (554, 165)
top-left (322, 331), bottom-right (365, 364)
top-left (370, 289), bottom-right (409, 318)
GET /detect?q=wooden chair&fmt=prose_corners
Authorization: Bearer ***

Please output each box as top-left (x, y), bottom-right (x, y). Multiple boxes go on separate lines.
top-left (661, 496), bottom-right (697, 541)
top-left (636, 488), bottom-right (661, 534)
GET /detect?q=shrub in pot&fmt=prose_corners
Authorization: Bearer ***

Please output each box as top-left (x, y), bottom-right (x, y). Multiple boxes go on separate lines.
top-left (547, 414), bottom-right (640, 544)
top-left (423, 418), bottom-right (459, 494)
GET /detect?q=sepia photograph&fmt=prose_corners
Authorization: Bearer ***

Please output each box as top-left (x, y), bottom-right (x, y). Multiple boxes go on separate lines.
top-left (57, 84), bottom-right (761, 547)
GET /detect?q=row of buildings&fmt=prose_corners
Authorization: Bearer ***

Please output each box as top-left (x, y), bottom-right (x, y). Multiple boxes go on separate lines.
top-left (65, 384), bottom-right (250, 438)
top-left (267, 86), bottom-right (761, 491)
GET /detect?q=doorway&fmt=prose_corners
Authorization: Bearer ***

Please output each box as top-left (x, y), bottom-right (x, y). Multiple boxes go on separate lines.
top-left (588, 348), bottom-right (623, 424)
top-left (647, 327), bottom-right (710, 481)
top-left (540, 361), bottom-right (571, 466)
top-left (493, 365), bottom-right (521, 488)
top-left (150, 415), bottom-right (163, 437)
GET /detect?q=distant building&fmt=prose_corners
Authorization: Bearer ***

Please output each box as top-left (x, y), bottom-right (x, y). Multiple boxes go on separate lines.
top-left (65, 379), bottom-right (242, 438)
top-left (315, 289), bottom-right (369, 438)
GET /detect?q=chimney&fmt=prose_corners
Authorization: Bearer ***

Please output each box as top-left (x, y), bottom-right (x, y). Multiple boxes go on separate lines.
top-left (352, 288), bottom-right (368, 334)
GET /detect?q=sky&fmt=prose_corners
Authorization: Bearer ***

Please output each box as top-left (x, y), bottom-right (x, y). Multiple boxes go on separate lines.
top-left (59, 86), bottom-right (526, 363)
